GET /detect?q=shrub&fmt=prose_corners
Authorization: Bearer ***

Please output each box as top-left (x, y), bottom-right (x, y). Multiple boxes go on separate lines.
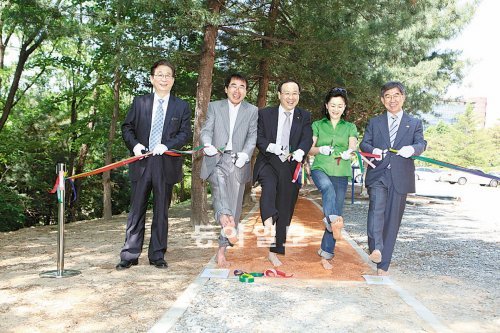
top-left (0, 184), bottom-right (25, 232)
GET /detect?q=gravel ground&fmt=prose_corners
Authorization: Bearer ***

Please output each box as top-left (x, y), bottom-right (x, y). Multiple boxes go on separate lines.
top-left (167, 184), bottom-right (500, 333)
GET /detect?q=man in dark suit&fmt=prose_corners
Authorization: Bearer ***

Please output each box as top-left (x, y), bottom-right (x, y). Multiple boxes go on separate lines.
top-left (200, 73), bottom-right (258, 268)
top-left (253, 80), bottom-right (313, 267)
top-left (360, 81), bottom-right (426, 275)
top-left (117, 59), bottom-right (192, 270)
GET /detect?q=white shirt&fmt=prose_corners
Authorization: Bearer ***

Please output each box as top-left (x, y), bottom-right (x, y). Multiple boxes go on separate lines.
top-left (225, 100), bottom-right (241, 151)
top-left (276, 105), bottom-right (294, 147)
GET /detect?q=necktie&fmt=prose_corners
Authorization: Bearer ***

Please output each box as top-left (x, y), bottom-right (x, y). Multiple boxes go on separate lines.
top-left (279, 112), bottom-right (292, 162)
top-left (149, 99), bottom-right (166, 149)
top-left (389, 115), bottom-right (398, 147)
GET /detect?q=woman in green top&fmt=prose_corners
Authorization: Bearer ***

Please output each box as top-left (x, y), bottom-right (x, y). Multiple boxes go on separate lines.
top-left (310, 87), bottom-right (358, 270)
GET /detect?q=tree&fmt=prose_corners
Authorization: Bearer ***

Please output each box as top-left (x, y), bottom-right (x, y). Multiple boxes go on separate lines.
top-left (191, 0), bottom-right (226, 226)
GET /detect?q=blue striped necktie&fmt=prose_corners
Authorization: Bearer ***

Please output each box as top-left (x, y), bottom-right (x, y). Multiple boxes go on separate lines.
top-left (389, 115), bottom-right (398, 147)
top-left (149, 99), bottom-right (166, 149)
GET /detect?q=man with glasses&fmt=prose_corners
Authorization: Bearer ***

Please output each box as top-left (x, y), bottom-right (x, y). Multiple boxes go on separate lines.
top-left (117, 59), bottom-right (192, 270)
top-left (360, 81), bottom-right (426, 275)
top-left (253, 80), bottom-right (313, 267)
top-left (200, 73), bottom-right (258, 267)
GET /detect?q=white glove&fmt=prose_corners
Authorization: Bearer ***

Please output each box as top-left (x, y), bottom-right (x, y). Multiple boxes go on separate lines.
top-left (397, 145), bottom-right (415, 158)
top-left (203, 144), bottom-right (218, 156)
top-left (292, 149), bottom-right (305, 162)
top-left (133, 143), bottom-right (146, 157)
top-left (234, 152), bottom-right (248, 168)
top-left (152, 144), bottom-right (168, 156)
top-left (318, 146), bottom-right (333, 156)
top-left (372, 148), bottom-right (383, 161)
top-left (267, 143), bottom-right (284, 156)
top-left (340, 148), bottom-right (353, 160)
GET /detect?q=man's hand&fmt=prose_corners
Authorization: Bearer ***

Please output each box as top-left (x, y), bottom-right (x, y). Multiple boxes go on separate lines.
top-left (267, 143), bottom-right (284, 156)
top-left (152, 144), bottom-right (168, 156)
top-left (397, 145), bottom-right (415, 158)
top-left (340, 148), bottom-right (353, 160)
top-left (133, 143), bottom-right (146, 157)
top-left (234, 152), bottom-right (248, 168)
top-left (372, 148), bottom-right (383, 161)
top-left (318, 146), bottom-right (333, 156)
top-left (203, 144), bottom-right (218, 156)
top-left (291, 149), bottom-right (305, 162)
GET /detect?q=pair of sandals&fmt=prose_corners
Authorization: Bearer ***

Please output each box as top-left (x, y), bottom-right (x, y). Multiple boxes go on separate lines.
top-left (323, 215), bottom-right (344, 240)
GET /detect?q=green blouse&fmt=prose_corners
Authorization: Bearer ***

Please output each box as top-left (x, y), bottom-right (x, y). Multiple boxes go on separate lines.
top-left (311, 118), bottom-right (358, 177)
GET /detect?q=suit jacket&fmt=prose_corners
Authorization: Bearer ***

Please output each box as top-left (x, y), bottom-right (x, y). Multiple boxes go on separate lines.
top-left (122, 93), bottom-right (192, 184)
top-left (200, 99), bottom-right (258, 183)
top-left (360, 111), bottom-right (426, 194)
top-left (253, 106), bottom-right (313, 184)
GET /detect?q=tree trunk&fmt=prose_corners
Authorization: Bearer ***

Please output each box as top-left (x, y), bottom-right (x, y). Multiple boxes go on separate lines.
top-left (102, 67), bottom-right (120, 219)
top-left (191, 0), bottom-right (225, 226)
top-left (243, 0), bottom-right (280, 207)
top-left (0, 32), bottom-right (45, 132)
top-left (256, 0), bottom-right (279, 108)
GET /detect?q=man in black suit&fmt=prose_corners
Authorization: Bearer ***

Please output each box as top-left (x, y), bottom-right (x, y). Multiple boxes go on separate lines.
top-left (253, 80), bottom-right (313, 266)
top-left (117, 59), bottom-right (192, 270)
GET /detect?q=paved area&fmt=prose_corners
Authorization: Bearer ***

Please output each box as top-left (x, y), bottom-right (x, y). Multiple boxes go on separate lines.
top-left (151, 183), bottom-right (500, 333)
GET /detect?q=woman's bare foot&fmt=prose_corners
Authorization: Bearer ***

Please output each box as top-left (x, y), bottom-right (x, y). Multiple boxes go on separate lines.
top-left (331, 216), bottom-right (344, 240)
top-left (377, 268), bottom-right (389, 276)
top-left (268, 252), bottom-right (282, 267)
top-left (321, 258), bottom-right (333, 270)
top-left (216, 247), bottom-right (231, 268)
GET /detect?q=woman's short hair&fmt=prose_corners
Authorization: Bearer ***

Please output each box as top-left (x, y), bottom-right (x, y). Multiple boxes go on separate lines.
top-left (322, 87), bottom-right (348, 120)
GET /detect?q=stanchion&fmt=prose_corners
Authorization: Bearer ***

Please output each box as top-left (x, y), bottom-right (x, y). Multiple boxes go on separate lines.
top-left (40, 163), bottom-right (81, 278)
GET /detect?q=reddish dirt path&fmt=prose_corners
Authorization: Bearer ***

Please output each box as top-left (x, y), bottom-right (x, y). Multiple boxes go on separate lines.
top-left (225, 196), bottom-right (373, 280)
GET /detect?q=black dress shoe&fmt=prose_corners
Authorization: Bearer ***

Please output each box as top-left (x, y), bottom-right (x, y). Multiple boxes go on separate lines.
top-left (116, 259), bottom-right (138, 270)
top-left (149, 259), bottom-right (168, 269)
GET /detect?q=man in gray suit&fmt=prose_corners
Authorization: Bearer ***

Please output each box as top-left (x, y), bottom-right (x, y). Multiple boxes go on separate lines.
top-left (360, 81), bottom-right (426, 276)
top-left (200, 73), bottom-right (258, 267)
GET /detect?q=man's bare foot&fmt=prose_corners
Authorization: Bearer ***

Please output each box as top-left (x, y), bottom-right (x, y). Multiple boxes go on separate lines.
top-left (331, 216), bottom-right (344, 240)
top-left (321, 258), bottom-right (333, 270)
top-left (377, 268), bottom-right (389, 276)
top-left (220, 214), bottom-right (238, 245)
top-left (263, 217), bottom-right (276, 246)
top-left (216, 247), bottom-right (231, 268)
top-left (268, 252), bottom-right (282, 267)
top-left (369, 249), bottom-right (382, 263)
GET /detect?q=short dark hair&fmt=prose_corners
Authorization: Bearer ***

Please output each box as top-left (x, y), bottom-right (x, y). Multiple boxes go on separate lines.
top-left (150, 59), bottom-right (176, 77)
top-left (322, 87), bottom-right (348, 120)
top-left (277, 79), bottom-right (301, 93)
top-left (381, 81), bottom-right (406, 97)
top-left (224, 73), bottom-right (248, 88)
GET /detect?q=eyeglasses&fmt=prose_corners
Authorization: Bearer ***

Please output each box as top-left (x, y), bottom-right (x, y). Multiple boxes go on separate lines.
top-left (228, 83), bottom-right (247, 91)
top-left (154, 74), bottom-right (174, 80)
top-left (383, 93), bottom-right (402, 101)
top-left (280, 92), bottom-right (300, 98)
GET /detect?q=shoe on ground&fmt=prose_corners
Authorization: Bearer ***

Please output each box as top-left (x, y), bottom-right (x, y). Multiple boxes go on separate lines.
top-left (149, 259), bottom-right (168, 269)
top-left (116, 259), bottom-right (138, 270)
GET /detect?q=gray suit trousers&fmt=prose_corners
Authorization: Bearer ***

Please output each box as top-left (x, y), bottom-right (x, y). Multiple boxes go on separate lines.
top-left (208, 153), bottom-right (245, 247)
top-left (367, 168), bottom-right (407, 271)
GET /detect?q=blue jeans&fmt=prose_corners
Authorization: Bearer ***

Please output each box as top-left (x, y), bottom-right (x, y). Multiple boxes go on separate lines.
top-left (311, 169), bottom-right (348, 259)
